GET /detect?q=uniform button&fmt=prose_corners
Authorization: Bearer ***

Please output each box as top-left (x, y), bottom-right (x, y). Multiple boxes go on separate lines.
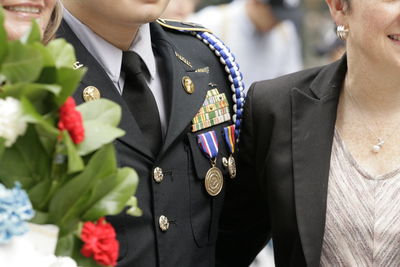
top-left (159, 215), bottom-right (169, 232)
top-left (153, 167), bottom-right (164, 183)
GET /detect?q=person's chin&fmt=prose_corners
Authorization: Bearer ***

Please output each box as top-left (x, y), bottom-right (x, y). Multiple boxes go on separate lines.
top-left (5, 23), bottom-right (31, 40)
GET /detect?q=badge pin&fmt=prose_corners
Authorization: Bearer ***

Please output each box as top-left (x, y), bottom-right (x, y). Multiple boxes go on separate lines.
top-left (182, 76), bottom-right (195, 94)
top-left (73, 61), bottom-right (84, 70)
top-left (82, 86), bottom-right (101, 102)
top-left (175, 51), bottom-right (193, 68)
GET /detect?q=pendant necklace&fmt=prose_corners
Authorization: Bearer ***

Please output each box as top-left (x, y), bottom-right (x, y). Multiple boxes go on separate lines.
top-left (346, 89), bottom-right (400, 153)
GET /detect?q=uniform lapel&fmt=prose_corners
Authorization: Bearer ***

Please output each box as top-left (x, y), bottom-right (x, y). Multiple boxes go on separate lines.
top-left (150, 23), bottom-right (209, 156)
top-left (58, 20), bottom-right (154, 159)
top-left (291, 57), bottom-right (347, 267)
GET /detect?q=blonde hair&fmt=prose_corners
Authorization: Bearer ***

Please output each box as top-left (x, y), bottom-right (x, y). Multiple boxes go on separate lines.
top-left (42, 1), bottom-right (63, 44)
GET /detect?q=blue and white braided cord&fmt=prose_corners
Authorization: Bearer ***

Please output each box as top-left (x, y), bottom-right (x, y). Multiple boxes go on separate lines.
top-left (192, 31), bottom-right (245, 143)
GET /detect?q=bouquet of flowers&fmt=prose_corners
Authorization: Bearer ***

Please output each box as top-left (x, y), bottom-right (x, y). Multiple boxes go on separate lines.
top-left (0, 10), bottom-right (141, 267)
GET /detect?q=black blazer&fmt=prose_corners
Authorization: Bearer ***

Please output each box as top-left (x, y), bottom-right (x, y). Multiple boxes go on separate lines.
top-left (216, 57), bottom-right (348, 267)
top-left (57, 20), bottom-right (236, 267)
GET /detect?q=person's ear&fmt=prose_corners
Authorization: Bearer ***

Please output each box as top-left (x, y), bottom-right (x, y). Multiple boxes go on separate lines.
top-left (325, 0), bottom-right (349, 26)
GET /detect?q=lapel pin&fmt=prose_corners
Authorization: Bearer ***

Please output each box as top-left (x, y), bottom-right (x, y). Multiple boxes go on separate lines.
top-left (82, 86), bottom-right (101, 102)
top-left (182, 76), bottom-right (195, 94)
top-left (73, 61), bottom-right (84, 70)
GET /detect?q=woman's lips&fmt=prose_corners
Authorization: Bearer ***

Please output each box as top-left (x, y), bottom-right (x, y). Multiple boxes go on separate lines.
top-left (3, 4), bottom-right (43, 19)
top-left (388, 34), bottom-right (400, 41)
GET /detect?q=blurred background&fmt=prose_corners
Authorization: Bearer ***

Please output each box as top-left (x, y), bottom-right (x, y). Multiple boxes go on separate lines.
top-left (162, 0), bottom-right (346, 75)
top-left (162, 0), bottom-right (345, 266)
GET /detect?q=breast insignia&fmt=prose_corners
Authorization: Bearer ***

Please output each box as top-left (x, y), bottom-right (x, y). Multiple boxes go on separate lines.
top-left (182, 76), bottom-right (195, 94)
top-left (82, 86), bottom-right (101, 102)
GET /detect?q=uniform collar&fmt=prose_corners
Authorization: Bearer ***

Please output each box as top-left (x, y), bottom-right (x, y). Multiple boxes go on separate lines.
top-left (62, 7), bottom-right (156, 83)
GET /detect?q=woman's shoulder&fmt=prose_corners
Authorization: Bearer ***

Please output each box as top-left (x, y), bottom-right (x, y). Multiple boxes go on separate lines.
top-left (250, 60), bottom-right (341, 100)
top-left (251, 66), bottom-right (321, 94)
top-left (245, 59), bottom-right (344, 116)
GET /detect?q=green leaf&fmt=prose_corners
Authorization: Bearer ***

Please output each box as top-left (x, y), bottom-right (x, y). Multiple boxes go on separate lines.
top-left (0, 126), bottom-right (52, 185)
top-left (1, 82), bottom-right (61, 97)
top-left (0, 8), bottom-right (8, 63)
top-left (77, 99), bottom-right (122, 126)
top-left (21, 20), bottom-right (41, 44)
top-left (2, 41), bottom-right (43, 83)
top-left (82, 167), bottom-right (139, 221)
top-left (57, 234), bottom-right (102, 267)
top-left (32, 43), bottom-right (55, 67)
top-left (49, 144), bottom-right (117, 227)
top-left (77, 120), bottom-right (125, 156)
top-left (0, 138), bottom-right (5, 159)
top-left (62, 131), bottom-right (84, 174)
top-left (30, 210), bottom-right (49, 224)
top-left (47, 39), bottom-right (77, 68)
top-left (34, 124), bottom-right (58, 160)
top-left (55, 233), bottom-right (76, 257)
top-left (55, 67), bottom-right (86, 106)
top-left (28, 180), bottom-right (52, 209)
top-left (20, 97), bottom-right (59, 136)
top-left (0, 83), bottom-right (61, 115)
top-left (126, 196), bottom-right (143, 217)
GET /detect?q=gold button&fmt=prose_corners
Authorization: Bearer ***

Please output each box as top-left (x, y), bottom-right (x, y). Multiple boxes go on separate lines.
top-left (82, 86), bottom-right (101, 102)
top-left (182, 76), bottom-right (195, 94)
top-left (159, 215), bottom-right (169, 232)
top-left (153, 167), bottom-right (164, 183)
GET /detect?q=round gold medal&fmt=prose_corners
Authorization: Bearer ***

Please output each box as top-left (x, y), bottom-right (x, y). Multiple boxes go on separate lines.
top-left (204, 166), bottom-right (223, 196)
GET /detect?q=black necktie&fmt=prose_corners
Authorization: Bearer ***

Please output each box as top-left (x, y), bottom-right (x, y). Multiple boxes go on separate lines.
top-left (121, 51), bottom-right (162, 155)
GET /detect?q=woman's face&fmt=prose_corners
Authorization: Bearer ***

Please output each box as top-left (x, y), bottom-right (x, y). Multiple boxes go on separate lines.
top-left (1, 0), bottom-right (56, 40)
top-left (344, 0), bottom-right (400, 68)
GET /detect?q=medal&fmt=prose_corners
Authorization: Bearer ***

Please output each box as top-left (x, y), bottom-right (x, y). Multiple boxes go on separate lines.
top-left (223, 125), bottom-right (237, 178)
top-left (198, 131), bottom-right (223, 196)
top-left (205, 162), bottom-right (223, 196)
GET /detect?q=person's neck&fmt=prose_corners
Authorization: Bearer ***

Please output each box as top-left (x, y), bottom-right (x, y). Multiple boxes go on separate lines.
top-left (245, 0), bottom-right (279, 33)
top-left (345, 51), bottom-right (400, 113)
top-left (64, 4), bottom-right (139, 51)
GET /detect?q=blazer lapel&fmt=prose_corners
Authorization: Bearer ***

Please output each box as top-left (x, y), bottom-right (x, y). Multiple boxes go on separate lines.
top-left (150, 23), bottom-right (209, 156)
top-left (58, 21), bottom-right (154, 160)
top-left (291, 57), bottom-right (347, 267)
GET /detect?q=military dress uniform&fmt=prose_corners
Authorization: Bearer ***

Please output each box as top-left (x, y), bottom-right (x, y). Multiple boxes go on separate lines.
top-left (57, 15), bottom-right (243, 267)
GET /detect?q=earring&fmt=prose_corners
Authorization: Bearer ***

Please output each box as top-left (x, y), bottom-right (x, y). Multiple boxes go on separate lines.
top-left (336, 25), bottom-right (349, 40)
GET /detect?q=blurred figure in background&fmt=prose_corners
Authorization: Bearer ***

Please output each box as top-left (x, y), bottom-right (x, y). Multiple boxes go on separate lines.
top-left (162, 0), bottom-right (200, 20)
top-left (190, 0), bottom-right (303, 88)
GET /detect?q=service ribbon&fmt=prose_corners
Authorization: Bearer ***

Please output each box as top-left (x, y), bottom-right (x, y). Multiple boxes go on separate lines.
top-left (197, 130), bottom-right (219, 160)
top-left (223, 125), bottom-right (236, 154)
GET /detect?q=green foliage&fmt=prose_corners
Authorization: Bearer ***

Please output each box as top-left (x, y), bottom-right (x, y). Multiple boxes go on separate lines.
top-left (0, 9), bottom-right (140, 267)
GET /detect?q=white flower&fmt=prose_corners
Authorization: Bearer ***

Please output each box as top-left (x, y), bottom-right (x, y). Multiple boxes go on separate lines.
top-left (0, 97), bottom-right (28, 147)
top-left (0, 233), bottom-right (78, 267)
top-left (49, 256), bottom-right (78, 267)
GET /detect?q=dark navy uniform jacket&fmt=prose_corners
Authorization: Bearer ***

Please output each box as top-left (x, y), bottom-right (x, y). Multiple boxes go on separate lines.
top-left (57, 19), bottom-right (236, 267)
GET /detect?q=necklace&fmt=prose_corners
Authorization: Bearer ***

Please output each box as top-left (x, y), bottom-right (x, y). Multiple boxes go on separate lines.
top-left (345, 89), bottom-right (400, 153)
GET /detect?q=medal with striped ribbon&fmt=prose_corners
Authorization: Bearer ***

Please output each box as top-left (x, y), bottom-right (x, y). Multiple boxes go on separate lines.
top-left (222, 125), bottom-right (236, 178)
top-left (197, 131), bottom-right (223, 196)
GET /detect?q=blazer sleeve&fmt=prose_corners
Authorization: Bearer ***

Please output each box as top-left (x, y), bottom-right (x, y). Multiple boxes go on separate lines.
top-left (216, 83), bottom-right (271, 266)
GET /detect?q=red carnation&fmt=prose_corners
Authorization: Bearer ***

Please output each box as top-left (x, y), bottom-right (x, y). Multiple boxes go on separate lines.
top-left (58, 97), bottom-right (85, 144)
top-left (80, 218), bottom-right (119, 266)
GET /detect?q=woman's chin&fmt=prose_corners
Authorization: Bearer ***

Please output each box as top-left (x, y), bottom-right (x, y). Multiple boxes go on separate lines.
top-left (5, 22), bottom-right (31, 40)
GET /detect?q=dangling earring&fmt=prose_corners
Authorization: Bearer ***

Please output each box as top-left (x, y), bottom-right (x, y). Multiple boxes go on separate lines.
top-left (336, 25), bottom-right (349, 40)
